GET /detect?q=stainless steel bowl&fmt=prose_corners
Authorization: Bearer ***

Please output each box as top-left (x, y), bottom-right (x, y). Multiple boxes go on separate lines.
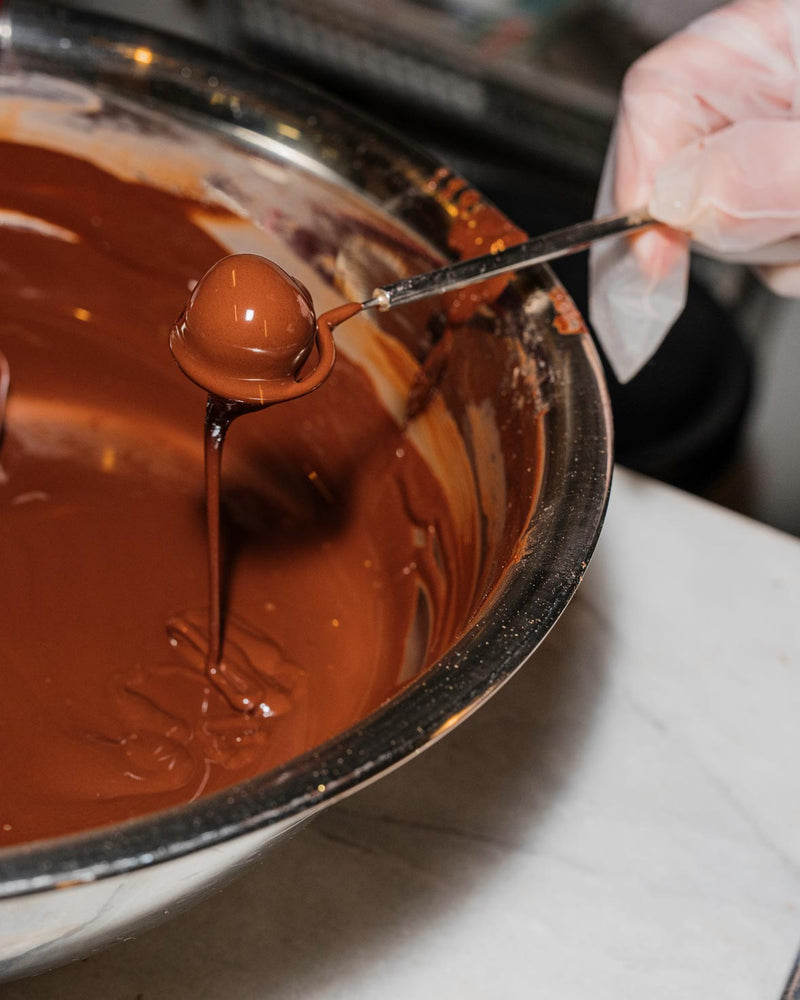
top-left (0, 0), bottom-right (612, 980)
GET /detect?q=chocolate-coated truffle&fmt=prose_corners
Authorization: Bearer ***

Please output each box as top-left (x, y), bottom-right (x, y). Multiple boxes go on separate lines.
top-left (170, 253), bottom-right (319, 404)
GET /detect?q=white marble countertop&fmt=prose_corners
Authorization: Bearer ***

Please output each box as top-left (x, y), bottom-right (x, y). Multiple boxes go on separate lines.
top-left (6, 468), bottom-right (800, 999)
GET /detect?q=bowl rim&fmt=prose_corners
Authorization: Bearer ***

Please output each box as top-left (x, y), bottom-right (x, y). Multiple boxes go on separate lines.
top-left (0, 0), bottom-right (613, 898)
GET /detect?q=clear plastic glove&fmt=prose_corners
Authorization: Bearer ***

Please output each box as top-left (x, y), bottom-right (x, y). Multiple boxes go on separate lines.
top-left (589, 0), bottom-right (800, 383)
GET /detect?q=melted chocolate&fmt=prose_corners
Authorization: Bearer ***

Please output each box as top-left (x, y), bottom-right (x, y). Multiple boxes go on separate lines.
top-left (0, 142), bottom-right (476, 845)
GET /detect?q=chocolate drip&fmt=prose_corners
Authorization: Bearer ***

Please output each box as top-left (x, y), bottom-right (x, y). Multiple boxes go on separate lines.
top-left (170, 255), bottom-right (361, 708)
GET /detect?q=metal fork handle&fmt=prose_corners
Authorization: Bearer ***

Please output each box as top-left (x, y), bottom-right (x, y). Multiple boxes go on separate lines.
top-left (362, 207), bottom-right (654, 312)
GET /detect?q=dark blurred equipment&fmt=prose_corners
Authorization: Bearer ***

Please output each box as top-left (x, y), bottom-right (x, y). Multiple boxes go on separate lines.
top-left (230, 0), bottom-right (753, 493)
top-left (234, 0), bottom-right (626, 181)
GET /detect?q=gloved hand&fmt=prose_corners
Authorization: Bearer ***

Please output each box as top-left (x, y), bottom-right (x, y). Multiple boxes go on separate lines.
top-left (589, 0), bottom-right (800, 383)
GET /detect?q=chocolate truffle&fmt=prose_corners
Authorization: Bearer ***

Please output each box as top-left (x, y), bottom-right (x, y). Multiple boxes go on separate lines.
top-left (170, 253), bottom-right (322, 404)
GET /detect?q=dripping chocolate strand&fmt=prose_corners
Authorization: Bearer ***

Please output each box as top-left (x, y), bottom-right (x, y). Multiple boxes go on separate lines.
top-left (170, 254), bottom-right (342, 708)
top-left (203, 394), bottom-right (252, 706)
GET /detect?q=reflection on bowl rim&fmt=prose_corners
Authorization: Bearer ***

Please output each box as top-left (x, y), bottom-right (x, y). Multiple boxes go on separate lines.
top-left (0, 0), bottom-right (613, 899)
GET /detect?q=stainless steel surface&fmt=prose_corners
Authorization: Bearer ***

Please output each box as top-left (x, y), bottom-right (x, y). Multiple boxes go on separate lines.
top-left (0, 0), bottom-right (612, 980)
top-left (362, 208), bottom-right (653, 311)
